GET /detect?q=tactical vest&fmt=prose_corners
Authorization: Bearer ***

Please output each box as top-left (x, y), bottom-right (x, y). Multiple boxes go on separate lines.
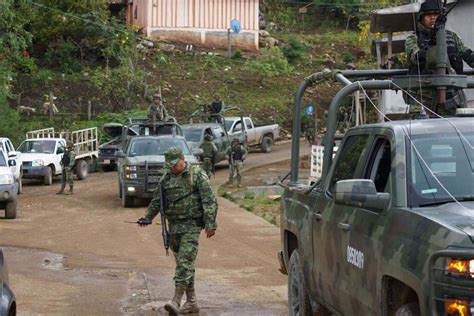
top-left (210, 101), bottom-right (222, 114)
top-left (61, 150), bottom-right (71, 167)
top-left (231, 145), bottom-right (243, 161)
top-left (412, 29), bottom-right (464, 74)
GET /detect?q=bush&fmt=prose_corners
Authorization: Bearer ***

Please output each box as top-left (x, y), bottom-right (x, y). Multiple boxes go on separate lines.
top-left (281, 37), bottom-right (307, 63)
top-left (231, 49), bottom-right (243, 60)
top-left (246, 47), bottom-right (291, 76)
top-left (244, 191), bottom-right (255, 199)
top-left (45, 41), bottom-right (81, 73)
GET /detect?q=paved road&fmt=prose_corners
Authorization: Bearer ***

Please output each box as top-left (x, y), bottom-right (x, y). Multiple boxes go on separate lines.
top-left (0, 140), bottom-right (311, 315)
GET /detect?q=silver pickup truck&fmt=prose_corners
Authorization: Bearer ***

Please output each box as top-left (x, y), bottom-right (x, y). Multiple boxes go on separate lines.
top-left (225, 116), bottom-right (280, 153)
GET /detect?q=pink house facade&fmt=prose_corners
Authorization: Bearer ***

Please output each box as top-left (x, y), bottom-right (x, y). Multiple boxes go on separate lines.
top-left (128, 0), bottom-right (259, 51)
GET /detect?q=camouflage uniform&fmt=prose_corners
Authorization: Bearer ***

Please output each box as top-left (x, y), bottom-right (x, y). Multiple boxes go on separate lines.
top-left (199, 135), bottom-right (218, 178)
top-left (57, 142), bottom-right (76, 195)
top-left (143, 147), bottom-right (217, 314)
top-left (405, 1), bottom-right (474, 116)
top-left (226, 140), bottom-right (247, 187)
top-left (148, 94), bottom-right (169, 122)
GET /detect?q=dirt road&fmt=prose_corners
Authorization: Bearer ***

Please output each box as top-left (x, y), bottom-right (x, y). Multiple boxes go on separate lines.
top-left (0, 140), bottom-right (311, 315)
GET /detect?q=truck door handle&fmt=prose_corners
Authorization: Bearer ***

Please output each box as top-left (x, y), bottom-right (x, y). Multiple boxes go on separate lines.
top-left (338, 222), bottom-right (351, 231)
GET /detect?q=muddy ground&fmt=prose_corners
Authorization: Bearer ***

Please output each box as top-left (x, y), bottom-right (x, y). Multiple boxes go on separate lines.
top-left (0, 141), bottom-right (311, 315)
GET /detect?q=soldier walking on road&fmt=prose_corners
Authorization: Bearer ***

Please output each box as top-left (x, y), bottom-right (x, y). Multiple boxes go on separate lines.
top-left (226, 138), bottom-right (247, 188)
top-left (57, 141), bottom-right (75, 195)
top-left (199, 134), bottom-right (218, 178)
top-left (138, 147), bottom-right (218, 315)
top-left (148, 94), bottom-right (169, 122)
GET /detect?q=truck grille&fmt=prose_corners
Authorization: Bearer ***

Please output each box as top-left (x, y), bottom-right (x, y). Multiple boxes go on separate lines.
top-left (22, 161), bottom-right (32, 167)
top-left (138, 163), bottom-right (165, 190)
top-left (99, 148), bottom-right (117, 156)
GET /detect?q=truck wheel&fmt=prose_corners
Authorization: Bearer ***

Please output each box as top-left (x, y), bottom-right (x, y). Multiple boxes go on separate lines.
top-left (44, 167), bottom-right (53, 185)
top-left (288, 251), bottom-right (312, 316)
top-left (121, 186), bottom-right (134, 207)
top-left (395, 303), bottom-right (420, 316)
top-left (17, 176), bottom-right (23, 195)
top-left (261, 136), bottom-right (273, 153)
top-left (76, 159), bottom-right (88, 180)
top-left (5, 199), bottom-right (17, 219)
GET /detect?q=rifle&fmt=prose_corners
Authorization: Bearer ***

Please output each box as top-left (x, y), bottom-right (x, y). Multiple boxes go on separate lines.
top-left (159, 181), bottom-right (170, 256)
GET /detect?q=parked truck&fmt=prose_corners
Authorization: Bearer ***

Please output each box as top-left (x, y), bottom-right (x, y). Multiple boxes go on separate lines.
top-left (225, 116), bottom-right (279, 153)
top-left (0, 137), bottom-right (22, 194)
top-left (0, 150), bottom-right (18, 219)
top-left (18, 127), bottom-right (98, 185)
top-left (279, 66), bottom-right (474, 314)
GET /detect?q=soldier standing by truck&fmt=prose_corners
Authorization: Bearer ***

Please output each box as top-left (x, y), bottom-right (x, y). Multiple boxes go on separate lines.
top-left (226, 138), bottom-right (247, 188)
top-left (199, 134), bottom-right (218, 178)
top-left (208, 93), bottom-right (224, 124)
top-left (147, 94), bottom-right (169, 123)
top-left (138, 147), bottom-right (217, 315)
top-left (56, 141), bottom-right (75, 195)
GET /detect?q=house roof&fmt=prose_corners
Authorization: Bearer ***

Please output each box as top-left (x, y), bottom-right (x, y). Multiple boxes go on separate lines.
top-left (370, 0), bottom-right (458, 33)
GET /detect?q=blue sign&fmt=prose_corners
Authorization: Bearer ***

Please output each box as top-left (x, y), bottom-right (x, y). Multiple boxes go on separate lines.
top-left (306, 105), bottom-right (314, 116)
top-left (231, 19), bottom-right (241, 34)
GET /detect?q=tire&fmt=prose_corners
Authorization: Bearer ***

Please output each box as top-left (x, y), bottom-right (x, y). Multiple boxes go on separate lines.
top-left (5, 199), bottom-right (17, 219)
top-left (75, 159), bottom-right (88, 180)
top-left (121, 185), bottom-right (134, 207)
top-left (395, 303), bottom-right (420, 316)
top-left (44, 166), bottom-right (53, 186)
top-left (261, 135), bottom-right (273, 153)
top-left (288, 250), bottom-right (312, 316)
top-left (17, 176), bottom-right (23, 195)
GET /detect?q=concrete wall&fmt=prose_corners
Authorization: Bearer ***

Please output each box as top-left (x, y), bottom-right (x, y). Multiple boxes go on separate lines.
top-left (129, 0), bottom-right (259, 51)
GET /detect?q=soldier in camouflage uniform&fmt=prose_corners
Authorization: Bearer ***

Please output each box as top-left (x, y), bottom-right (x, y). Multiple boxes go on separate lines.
top-left (405, 0), bottom-right (474, 115)
top-left (139, 147), bottom-right (217, 315)
top-left (199, 134), bottom-right (218, 178)
top-left (56, 141), bottom-right (75, 195)
top-left (147, 94), bottom-right (169, 122)
top-left (226, 138), bottom-right (247, 188)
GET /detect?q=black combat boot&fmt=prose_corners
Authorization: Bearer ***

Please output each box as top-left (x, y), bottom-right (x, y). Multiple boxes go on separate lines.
top-left (66, 185), bottom-right (73, 195)
top-left (179, 288), bottom-right (199, 314)
top-left (164, 287), bottom-right (185, 315)
top-left (56, 183), bottom-right (66, 194)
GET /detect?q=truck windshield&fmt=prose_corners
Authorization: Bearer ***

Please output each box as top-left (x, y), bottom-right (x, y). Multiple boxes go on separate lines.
top-left (0, 152), bottom-right (6, 166)
top-left (18, 140), bottom-right (56, 154)
top-left (182, 128), bottom-right (202, 142)
top-left (128, 138), bottom-right (191, 157)
top-left (408, 132), bottom-right (474, 207)
top-left (224, 120), bottom-right (235, 132)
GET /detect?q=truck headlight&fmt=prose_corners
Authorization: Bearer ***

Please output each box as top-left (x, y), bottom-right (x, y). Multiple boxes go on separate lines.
top-left (0, 174), bottom-right (14, 185)
top-left (125, 165), bottom-right (137, 172)
top-left (445, 298), bottom-right (472, 316)
top-left (125, 173), bottom-right (137, 179)
top-left (32, 159), bottom-right (44, 167)
top-left (447, 259), bottom-right (474, 278)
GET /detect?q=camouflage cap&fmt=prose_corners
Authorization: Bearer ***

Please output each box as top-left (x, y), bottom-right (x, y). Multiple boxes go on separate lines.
top-left (213, 93), bottom-right (220, 98)
top-left (164, 147), bottom-right (183, 168)
top-left (66, 140), bottom-right (74, 147)
top-left (152, 94), bottom-right (162, 100)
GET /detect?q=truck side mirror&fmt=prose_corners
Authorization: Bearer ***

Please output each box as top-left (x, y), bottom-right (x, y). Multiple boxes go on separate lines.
top-left (334, 179), bottom-right (390, 212)
top-left (8, 159), bottom-right (16, 167)
top-left (115, 150), bottom-right (125, 158)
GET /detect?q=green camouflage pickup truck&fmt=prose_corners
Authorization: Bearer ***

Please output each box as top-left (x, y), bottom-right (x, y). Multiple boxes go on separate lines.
top-left (278, 64), bottom-right (474, 314)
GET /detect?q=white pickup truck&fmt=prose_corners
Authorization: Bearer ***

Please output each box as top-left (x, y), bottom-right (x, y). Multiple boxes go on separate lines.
top-left (0, 138), bottom-right (22, 194)
top-left (225, 116), bottom-right (280, 153)
top-left (0, 150), bottom-right (18, 219)
top-left (17, 127), bottom-right (98, 185)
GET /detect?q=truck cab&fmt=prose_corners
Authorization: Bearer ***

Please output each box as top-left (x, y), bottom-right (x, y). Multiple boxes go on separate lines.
top-left (0, 150), bottom-right (18, 219)
top-left (182, 123), bottom-right (230, 163)
top-left (0, 138), bottom-right (22, 194)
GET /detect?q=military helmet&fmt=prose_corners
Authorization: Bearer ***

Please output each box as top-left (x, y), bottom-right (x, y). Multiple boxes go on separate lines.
top-left (164, 147), bottom-right (183, 168)
top-left (204, 134), bottom-right (213, 141)
top-left (213, 93), bottom-right (220, 99)
top-left (152, 94), bottom-right (162, 100)
top-left (66, 140), bottom-right (74, 148)
top-left (419, 0), bottom-right (441, 18)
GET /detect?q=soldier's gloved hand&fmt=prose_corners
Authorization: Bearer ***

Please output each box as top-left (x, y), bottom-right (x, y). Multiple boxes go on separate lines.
top-left (137, 217), bottom-right (152, 226)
